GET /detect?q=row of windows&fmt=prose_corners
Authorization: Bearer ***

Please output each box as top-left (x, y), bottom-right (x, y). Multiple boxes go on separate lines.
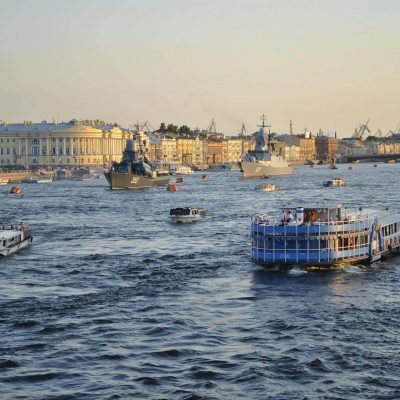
top-left (0, 138), bottom-right (122, 144)
top-left (0, 148), bottom-right (16, 155)
top-left (382, 223), bottom-right (399, 237)
top-left (17, 158), bottom-right (104, 165)
top-left (0, 147), bottom-right (105, 156)
top-left (256, 234), bottom-right (370, 251)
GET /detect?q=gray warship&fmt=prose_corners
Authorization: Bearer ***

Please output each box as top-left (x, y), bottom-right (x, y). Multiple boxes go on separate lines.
top-left (239, 115), bottom-right (295, 178)
top-left (104, 138), bottom-right (170, 190)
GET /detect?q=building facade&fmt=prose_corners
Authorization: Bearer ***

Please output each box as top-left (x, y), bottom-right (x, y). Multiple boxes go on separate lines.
top-left (315, 135), bottom-right (340, 160)
top-left (0, 120), bottom-right (130, 168)
top-left (176, 138), bottom-right (194, 164)
top-left (222, 139), bottom-right (242, 163)
top-left (207, 140), bottom-right (223, 165)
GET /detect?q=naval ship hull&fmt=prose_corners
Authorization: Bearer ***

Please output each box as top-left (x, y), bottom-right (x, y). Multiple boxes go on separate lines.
top-left (104, 172), bottom-right (170, 190)
top-left (240, 161), bottom-right (295, 178)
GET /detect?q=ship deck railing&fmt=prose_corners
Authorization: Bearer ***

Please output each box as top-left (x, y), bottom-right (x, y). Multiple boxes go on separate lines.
top-left (251, 215), bottom-right (376, 264)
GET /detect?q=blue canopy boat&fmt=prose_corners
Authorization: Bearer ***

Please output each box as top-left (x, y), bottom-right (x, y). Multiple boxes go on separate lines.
top-left (251, 203), bottom-right (400, 268)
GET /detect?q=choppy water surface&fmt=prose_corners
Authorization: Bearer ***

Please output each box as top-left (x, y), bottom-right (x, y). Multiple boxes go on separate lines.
top-left (1, 164), bottom-right (400, 400)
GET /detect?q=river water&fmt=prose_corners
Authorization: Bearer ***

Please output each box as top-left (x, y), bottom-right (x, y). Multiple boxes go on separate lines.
top-left (0, 164), bottom-right (399, 400)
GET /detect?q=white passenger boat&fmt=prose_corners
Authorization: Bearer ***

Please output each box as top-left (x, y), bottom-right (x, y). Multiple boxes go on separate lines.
top-left (169, 166), bottom-right (193, 175)
top-left (323, 178), bottom-right (346, 187)
top-left (256, 183), bottom-right (277, 192)
top-left (169, 207), bottom-right (206, 223)
top-left (251, 203), bottom-right (400, 268)
top-left (0, 224), bottom-right (32, 256)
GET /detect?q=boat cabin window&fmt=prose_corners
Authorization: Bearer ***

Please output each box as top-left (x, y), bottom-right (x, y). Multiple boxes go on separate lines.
top-left (169, 208), bottom-right (191, 216)
top-left (280, 206), bottom-right (341, 224)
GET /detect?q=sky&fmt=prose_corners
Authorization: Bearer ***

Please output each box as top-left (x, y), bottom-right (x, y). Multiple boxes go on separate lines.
top-left (0, 0), bottom-right (399, 137)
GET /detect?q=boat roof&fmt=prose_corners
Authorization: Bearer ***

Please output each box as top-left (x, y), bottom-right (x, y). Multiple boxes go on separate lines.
top-left (0, 230), bottom-right (22, 239)
top-left (281, 203), bottom-right (342, 211)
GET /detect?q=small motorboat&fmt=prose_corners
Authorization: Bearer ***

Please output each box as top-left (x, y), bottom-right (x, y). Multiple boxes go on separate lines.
top-left (169, 207), bottom-right (206, 223)
top-left (167, 184), bottom-right (178, 192)
top-left (0, 224), bottom-right (32, 256)
top-left (176, 177), bottom-right (184, 183)
top-left (374, 164), bottom-right (378, 167)
top-left (201, 174), bottom-right (209, 180)
top-left (256, 183), bottom-right (277, 192)
top-left (323, 178), bottom-right (346, 187)
top-left (25, 177), bottom-right (52, 184)
top-left (10, 186), bottom-right (22, 194)
top-left (169, 166), bottom-right (193, 175)
top-left (348, 166), bottom-right (352, 170)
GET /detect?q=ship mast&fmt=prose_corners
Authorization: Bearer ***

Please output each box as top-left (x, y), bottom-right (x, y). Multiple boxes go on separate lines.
top-left (257, 114), bottom-right (272, 151)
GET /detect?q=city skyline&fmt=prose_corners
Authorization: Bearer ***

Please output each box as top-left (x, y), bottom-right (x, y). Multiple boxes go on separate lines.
top-left (1, 0), bottom-right (399, 137)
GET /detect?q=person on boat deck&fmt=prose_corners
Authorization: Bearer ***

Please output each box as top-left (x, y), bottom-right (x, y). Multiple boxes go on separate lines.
top-left (280, 211), bottom-right (287, 225)
top-left (287, 212), bottom-right (294, 223)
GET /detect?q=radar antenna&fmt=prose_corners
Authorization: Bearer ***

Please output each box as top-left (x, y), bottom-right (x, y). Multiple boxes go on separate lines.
top-left (258, 114), bottom-right (271, 129)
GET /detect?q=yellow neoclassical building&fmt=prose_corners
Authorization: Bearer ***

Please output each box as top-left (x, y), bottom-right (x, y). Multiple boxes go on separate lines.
top-left (0, 119), bottom-right (133, 168)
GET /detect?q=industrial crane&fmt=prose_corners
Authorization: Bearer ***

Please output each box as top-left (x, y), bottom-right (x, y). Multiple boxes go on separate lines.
top-left (352, 119), bottom-right (370, 140)
top-left (387, 122), bottom-right (400, 137)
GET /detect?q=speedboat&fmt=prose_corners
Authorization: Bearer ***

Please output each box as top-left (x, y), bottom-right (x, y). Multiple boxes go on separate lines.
top-left (169, 207), bottom-right (206, 223)
top-left (323, 178), bottom-right (346, 187)
top-left (256, 183), bottom-right (276, 192)
top-left (0, 224), bottom-right (32, 256)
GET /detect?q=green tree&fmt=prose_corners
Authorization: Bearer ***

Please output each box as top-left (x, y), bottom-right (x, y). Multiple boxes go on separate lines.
top-left (167, 124), bottom-right (178, 134)
top-left (178, 125), bottom-right (191, 136)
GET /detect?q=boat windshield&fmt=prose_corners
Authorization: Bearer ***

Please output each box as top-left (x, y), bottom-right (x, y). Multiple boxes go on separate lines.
top-left (170, 208), bottom-right (191, 216)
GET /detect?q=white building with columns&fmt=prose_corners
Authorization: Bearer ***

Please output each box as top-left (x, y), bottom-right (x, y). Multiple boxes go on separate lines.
top-left (0, 119), bottom-right (135, 168)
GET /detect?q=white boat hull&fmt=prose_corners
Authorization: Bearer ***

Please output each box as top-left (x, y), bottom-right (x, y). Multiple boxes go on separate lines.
top-left (170, 216), bottom-right (203, 224)
top-left (240, 161), bottom-right (295, 178)
top-left (0, 237), bottom-right (32, 257)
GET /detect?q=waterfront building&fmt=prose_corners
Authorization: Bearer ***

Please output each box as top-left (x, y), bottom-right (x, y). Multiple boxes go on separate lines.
top-left (315, 135), bottom-right (340, 160)
top-left (207, 140), bottom-right (223, 165)
top-left (222, 139), bottom-right (242, 163)
top-left (176, 138), bottom-right (195, 164)
top-left (273, 140), bottom-right (301, 163)
top-left (241, 139), bottom-right (255, 158)
top-left (0, 119), bottom-right (130, 168)
top-left (339, 139), bottom-right (367, 157)
top-left (377, 141), bottom-right (400, 154)
top-left (276, 134), bottom-right (316, 163)
top-left (148, 136), bottom-right (177, 163)
top-left (192, 137), bottom-right (208, 168)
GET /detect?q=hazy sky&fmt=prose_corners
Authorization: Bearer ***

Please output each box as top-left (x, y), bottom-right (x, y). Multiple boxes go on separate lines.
top-left (0, 0), bottom-right (399, 136)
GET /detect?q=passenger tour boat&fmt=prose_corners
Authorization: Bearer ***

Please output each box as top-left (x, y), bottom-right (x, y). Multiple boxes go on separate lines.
top-left (323, 178), bottom-right (346, 187)
top-left (0, 224), bottom-right (32, 256)
top-left (169, 207), bottom-right (206, 223)
top-left (251, 203), bottom-right (400, 268)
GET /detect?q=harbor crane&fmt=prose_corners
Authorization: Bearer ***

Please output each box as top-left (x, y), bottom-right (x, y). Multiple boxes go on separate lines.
top-left (387, 122), bottom-right (400, 137)
top-left (352, 119), bottom-right (370, 140)
top-left (206, 119), bottom-right (217, 135)
top-left (238, 123), bottom-right (247, 137)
